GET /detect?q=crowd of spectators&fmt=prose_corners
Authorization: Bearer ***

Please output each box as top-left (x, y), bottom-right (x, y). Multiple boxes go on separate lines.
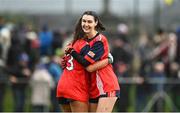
top-left (111, 24), bottom-right (180, 112)
top-left (0, 21), bottom-right (67, 112)
top-left (0, 19), bottom-right (179, 112)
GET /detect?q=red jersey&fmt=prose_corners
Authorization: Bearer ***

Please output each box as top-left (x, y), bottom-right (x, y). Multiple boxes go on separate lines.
top-left (85, 33), bottom-right (120, 98)
top-left (56, 39), bottom-right (90, 102)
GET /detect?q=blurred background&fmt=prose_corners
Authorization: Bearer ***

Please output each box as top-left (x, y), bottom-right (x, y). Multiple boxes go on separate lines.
top-left (0, 0), bottom-right (180, 112)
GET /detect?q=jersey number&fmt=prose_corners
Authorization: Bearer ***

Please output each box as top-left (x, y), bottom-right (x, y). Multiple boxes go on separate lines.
top-left (66, 56), bottom-right (74, 70)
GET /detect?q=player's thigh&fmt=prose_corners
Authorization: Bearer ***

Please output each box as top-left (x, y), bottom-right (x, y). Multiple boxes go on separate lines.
top-left (89, 103), bottom-right (98, 112)
top-left (70, 100), bottom-right (88, 112)
top-left (60, 104), bottom-right (71, 112)
top-left (96, 97), bottom-right (117, 112)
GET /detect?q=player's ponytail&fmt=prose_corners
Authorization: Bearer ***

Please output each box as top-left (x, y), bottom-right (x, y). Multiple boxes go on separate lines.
top-left (72, 17), bottom-right (85, 45)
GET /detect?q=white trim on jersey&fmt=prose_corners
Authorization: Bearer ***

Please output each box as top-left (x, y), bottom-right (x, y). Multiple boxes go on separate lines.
top-left (96, 71), bottom-right (106, 95)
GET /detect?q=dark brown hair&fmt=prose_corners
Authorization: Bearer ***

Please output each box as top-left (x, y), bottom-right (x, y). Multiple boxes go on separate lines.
top-left (72, 11), bottom-right (105, 44)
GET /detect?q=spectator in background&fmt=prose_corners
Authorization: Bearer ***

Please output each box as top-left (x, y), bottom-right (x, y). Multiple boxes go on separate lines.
top-left (135, 32), bottom-right (152, 111)
top-left (150, 29), bottom-right (169, 77)
top-left (116, 23), bottom-right (129, 43)
top-left (48, 54), bottom-right (63, 112)
top-left (169, 28), bottom-right (180, 111)
top-left (6, 28), bottom-right (27, 112)
top-left (30, 57), bottom-right (55, 112)
top-left (112, 24), bottom-right (132, 112)
top-left (25, 25), bottom-right (40, 70)
top-left (8, 52), bottom-right (31, 112)
top-left (164, 33), bottom-right (178, 77)
top-left (52, 30), bottom-right (63, 54)
top-left (150, 62), bottom-right (166, 112)
top-left (111, 31), bottom-right (132, 112)
top-left (39, 25), bottom-right (53, 56)
top-left (0, 25), bottom-right (12, 62)
top-left (6, 28), bottom-right (23, 67)
top-left (16, 22), bottom-right (28, 48)
top-left (148, 30), bottom-right (179, 112)
top-left (0, 43), bottom-right (7, 112)
top-left (144, 29), bottom-right (170, 112)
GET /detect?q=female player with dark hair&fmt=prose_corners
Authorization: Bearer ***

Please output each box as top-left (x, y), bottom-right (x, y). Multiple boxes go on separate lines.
top-left (66, 11), bottom-right (120, 112)
top-left (56, 13), bottom-right (113, 112)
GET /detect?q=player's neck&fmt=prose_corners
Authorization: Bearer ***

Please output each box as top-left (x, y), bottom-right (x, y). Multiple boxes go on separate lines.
top-left (87, 30), bottom-right (98, 39)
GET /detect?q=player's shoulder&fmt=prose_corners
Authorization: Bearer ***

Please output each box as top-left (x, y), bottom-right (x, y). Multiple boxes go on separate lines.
top-left (95, 33), bottom-right (108, 42)
top-left (74, 39), bottom-right (88, 49)
top-left (75, 39), bottom-right (87, 45)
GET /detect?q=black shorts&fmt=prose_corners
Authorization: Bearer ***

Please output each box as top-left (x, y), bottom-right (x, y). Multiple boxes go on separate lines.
top-left (57, 97), bottom-right (74, 104)
top-left (89, 96), bottom-right (100, 103)
top-left (89, 90), bottom-right (120, 103)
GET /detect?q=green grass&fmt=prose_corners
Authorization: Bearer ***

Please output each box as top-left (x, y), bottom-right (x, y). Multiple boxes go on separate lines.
top-left (3, 85), bottom-right (32, 112)
top-left (128, 85), bottom-right (136, 112)
top-left (3, 85), bottom-right (13, 112)
top-left (2, 84), bottom-right (179, 112)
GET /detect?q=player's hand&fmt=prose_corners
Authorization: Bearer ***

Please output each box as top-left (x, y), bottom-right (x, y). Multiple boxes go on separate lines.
top-left (108, 53), bottom-right (114, 64)
top-left (65, 43), bottom-right (73, 54)
top-left (60, 56), bottom-right (67, 69)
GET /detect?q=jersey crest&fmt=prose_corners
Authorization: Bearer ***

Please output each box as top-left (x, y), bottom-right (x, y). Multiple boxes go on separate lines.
top-left (88, 51), bottom-right (95, 58)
